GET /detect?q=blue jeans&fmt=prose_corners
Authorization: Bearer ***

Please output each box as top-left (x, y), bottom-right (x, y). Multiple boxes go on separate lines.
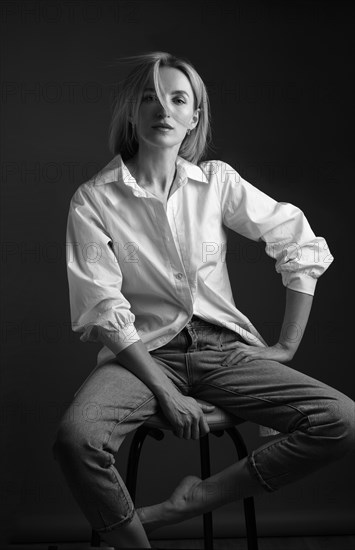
top-left (52, 315), bottom-right (355, 533)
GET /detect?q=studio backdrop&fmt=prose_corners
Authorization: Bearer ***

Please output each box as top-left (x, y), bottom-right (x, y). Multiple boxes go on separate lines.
top-left (1, 0), bottom-right (354, 545)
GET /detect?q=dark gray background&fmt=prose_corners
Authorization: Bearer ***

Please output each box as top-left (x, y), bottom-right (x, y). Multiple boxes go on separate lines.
top-left (1, 0), bottom-right (354, 544)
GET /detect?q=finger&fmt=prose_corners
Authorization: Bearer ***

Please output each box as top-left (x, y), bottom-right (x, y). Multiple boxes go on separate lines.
top-left (220, 342), bottom-right (247, 362)
top-left (201, 404), bottom-right (215, 412)
top-left (240, 353), bottom-right (259, 363)
top-left (239, 349), bottom-right (266, 363)
top-left (223, 350), bottom-right (247, 365)
top-left (239, 356), bottom-right (252, 364)
top-left (174, 423), bottom-right (184, 439)
top-left (232, 342), bottom-right (248, 350)
top-left (183, 422), bottom-right (192, 440)
top-left (222, 345), bottom-right (252, 364)
top-left (191, 420), bottom-right (200, 440)
top-left (199, 415), bottom-right (210, 437)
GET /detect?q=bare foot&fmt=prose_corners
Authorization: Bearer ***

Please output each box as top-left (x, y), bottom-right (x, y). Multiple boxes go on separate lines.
top-left (137, 475), bottom-right (202, 534)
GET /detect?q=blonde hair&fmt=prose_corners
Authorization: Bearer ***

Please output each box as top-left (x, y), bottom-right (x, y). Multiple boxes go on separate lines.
top-left (108, 51), bottom-right (213, 164)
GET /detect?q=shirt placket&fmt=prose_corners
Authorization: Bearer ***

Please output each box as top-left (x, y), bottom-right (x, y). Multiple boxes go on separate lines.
top-left (153, 198), bottom-right (194, 311)
top-left (167, 175), bottom-right (196, 297)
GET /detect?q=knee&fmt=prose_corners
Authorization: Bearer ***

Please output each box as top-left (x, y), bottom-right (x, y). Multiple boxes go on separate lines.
top-left (52, 403), bottom-right (95, 462)
top-left (336, 398), bottom-right (355, 452)
top-left (318, 396), bottom-right (355, 457)
top-left (52, 400), bottom-right (114, 465)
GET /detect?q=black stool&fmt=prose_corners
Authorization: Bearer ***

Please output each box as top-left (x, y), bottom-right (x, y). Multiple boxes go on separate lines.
top-left (91, 399), bottom-right (259, 550)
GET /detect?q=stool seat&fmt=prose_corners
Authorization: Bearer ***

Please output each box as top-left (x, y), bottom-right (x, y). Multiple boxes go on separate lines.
top-left (144, 398), bottom-right (246, 431)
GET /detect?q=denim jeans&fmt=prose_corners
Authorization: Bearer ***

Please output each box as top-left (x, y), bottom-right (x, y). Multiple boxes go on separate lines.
top-left (52, 315), bottom-right (355, 533)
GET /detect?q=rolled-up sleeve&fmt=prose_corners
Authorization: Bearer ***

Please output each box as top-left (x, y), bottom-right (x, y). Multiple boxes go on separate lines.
top-left (66, 184), bottom-right (141, 354)
top-left (218, 161), bottom-right (334, 295)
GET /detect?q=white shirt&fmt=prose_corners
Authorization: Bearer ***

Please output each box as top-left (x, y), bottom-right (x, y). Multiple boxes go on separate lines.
top-left (66, 154), bottom-right (334, 436)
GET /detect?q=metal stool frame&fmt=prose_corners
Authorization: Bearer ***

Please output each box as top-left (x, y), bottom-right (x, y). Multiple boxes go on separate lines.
top-left (91, 423), bottom-right (259, 550)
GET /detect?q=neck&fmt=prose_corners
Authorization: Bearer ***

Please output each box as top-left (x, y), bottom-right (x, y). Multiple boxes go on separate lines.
top-left (127, 145), bottom-right (179, 192)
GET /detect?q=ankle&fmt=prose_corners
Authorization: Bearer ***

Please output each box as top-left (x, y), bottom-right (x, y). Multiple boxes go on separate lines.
top-left (167, 480), bottom-right (203, 519)
top-left (165, 495), bottom-right (182, 518)
top-left (136, 506), bottom-right (146, 525)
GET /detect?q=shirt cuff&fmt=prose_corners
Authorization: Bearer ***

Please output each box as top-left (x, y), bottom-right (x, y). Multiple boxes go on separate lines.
top-left (282, 272), bottom-right (318, 296)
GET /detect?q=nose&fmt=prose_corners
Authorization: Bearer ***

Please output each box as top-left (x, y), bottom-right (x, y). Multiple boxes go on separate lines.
top-left (156, 101), bottom-right (170, 118)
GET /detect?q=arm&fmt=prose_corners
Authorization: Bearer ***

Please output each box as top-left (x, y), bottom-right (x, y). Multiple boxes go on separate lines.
top-left (221, 287), bottom-right (314, 366)
top-left (217, 160), bottom-right (333, 366)
top-left (218, 161), bottom-right (334, 297)
top-left (66, 185), bottom-right (141, 350)
top-left (275, 287), bottom-right (313, 358)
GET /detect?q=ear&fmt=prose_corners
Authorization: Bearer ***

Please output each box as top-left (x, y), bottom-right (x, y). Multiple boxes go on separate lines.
top-left (190, 107), bottom-right (200, 130)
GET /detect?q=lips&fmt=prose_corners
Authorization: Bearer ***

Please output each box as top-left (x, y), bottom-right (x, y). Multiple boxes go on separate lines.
top-left (152, 123), bottom-right (174, 129)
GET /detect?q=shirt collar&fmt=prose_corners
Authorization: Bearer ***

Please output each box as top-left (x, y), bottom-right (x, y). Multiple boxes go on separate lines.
top-left (92, 153), bottom-right (208, 196)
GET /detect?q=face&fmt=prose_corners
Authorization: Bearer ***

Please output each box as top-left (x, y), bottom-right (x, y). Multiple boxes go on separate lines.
top-left (132, 66), bottom-right (199, 151)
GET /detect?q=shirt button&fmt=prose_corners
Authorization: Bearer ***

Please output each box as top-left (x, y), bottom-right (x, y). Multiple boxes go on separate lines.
top-left (175, 272), bottom-right (183, 280)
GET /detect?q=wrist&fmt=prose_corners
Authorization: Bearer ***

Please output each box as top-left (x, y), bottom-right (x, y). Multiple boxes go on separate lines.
top-left (152, 379), bottom-right (179, 403)
top-left (274, 341), bottom-right (297, 358)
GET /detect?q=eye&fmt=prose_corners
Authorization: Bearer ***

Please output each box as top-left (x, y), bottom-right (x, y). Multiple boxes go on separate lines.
top-left (142, 94), bottom-right (186, 105)
top-left (142, 94), bottom-right (157, 102)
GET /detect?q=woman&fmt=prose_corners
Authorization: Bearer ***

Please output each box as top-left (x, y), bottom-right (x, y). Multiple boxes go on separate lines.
top-left (52, 51), bottom-right (354, 548)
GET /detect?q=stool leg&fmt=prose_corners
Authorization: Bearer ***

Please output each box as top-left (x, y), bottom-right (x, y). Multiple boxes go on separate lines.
top-left (126, 426), bottom-right (165, 503)
top-left (90, 528), bottom-right (101, 547)
top-left (126, 426), bottom-right (151, 503)
top-left (200, 434), bottom-right (214, 550)
top-left (226, 427), bottom-right (259, 550)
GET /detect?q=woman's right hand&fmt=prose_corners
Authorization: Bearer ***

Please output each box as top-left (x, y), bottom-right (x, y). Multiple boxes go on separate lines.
top-left (113, 340), bottom-right (215, 439)
top-left (158, 390), bottom-right (215, 440)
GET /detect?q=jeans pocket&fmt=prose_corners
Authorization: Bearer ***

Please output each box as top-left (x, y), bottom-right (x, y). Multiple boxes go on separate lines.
top-left (219, 327), bottom-right (243, 348)
top-left (219, 327), bottom-right (245, 364)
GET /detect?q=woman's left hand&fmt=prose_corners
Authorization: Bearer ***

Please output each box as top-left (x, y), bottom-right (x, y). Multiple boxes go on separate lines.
top-left (221, 342), bottom-right (295, 367)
